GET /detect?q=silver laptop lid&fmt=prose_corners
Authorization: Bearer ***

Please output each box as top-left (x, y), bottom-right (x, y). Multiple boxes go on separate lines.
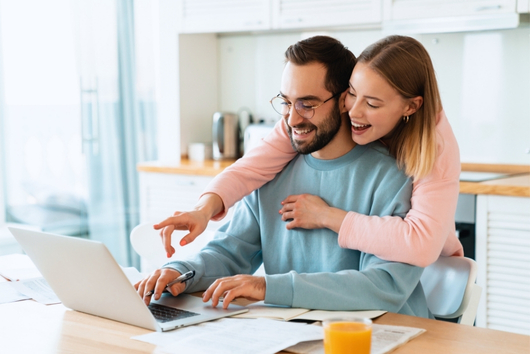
top-left (9, 227), bottom-right (247, 331)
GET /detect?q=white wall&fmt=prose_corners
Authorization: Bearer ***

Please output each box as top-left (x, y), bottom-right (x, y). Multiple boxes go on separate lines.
top-left (154, 0), bottom-right (180, 163)
top-left (179, 33), bottom-right (218, 155)
top-left (207, 27), bottom-right (530, 165)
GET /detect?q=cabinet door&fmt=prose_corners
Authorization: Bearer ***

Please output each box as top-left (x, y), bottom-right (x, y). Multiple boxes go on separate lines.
top-left (384, 0), bottom-right (517, 21)
top-left (475, 195), bottom-right (530, 335)
top-left (272, 0), bottom-right (382, 30)
top-left (178, 0), bottom-right (271, 33)
top-left (139, 172), bottom-right (234, 231)
top-left (518, 0), bottom-right (530, 13)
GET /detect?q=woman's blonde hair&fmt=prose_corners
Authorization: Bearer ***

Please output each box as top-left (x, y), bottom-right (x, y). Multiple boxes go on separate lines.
top-left (358, 35), bottom-right (440, 180)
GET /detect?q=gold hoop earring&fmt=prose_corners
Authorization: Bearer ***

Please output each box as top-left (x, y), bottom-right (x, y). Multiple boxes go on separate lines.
top-left (402, 115), bottom-right (410, 124)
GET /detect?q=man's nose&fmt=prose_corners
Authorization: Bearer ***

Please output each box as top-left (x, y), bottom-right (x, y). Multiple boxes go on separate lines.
top-left (287, 105), bottom-right (305, 127)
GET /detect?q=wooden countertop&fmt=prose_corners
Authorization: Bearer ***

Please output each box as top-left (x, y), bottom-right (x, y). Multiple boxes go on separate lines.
top-left (137, 160), bottom-right (530, 197)
top-left (137, 159), bottom-right (237, 177)
top-left (460, 163), bottom-right (530, 197)
top-left (460, 173), bottom-right (530, 197)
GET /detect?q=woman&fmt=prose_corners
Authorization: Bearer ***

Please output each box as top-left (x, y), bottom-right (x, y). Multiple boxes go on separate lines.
top-left (155, 35), bottom-right (463, 267)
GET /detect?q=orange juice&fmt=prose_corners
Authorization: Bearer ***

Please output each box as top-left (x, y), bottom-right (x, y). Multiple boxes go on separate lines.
top-left (323, 320), bottom-right (372, 354)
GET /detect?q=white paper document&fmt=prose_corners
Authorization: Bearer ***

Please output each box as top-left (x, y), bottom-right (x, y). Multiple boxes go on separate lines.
top-left (10, 277), bottom-right (61, 305)
top-left (0, 282), bottom-right (31, 304)
top-left (0, 254), bottom-right (41, 281)
top-left (284, 323), bottom-right (426, 354)
top-left (133, 318), bottom-right (324, 354)
top-left (233, 301), bottom-right (386, 321)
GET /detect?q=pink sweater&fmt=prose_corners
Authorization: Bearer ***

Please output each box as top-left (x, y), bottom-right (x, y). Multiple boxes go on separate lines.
top-left (203, 111), bottom-right (464, 267)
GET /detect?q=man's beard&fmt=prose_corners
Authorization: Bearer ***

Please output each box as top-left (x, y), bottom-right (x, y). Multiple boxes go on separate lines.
top-left (286, 102), bottom-right (342, 155)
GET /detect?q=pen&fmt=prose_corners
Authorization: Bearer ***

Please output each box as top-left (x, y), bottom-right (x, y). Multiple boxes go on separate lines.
top-left (144, 270), bottom-right (195, 297)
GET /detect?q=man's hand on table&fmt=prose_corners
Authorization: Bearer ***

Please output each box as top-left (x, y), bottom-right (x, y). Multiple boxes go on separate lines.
top-left (202, 274), bottom-right (266, 309)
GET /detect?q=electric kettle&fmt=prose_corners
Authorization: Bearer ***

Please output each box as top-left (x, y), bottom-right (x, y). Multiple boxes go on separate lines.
top-left (212, 112), bottom-right (239, 160)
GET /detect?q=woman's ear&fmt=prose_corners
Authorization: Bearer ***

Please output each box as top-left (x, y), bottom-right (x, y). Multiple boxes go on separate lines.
top-left (339, 89), bottom-right (349, 114)
top-left (404, 96), bottom-right (423, 116)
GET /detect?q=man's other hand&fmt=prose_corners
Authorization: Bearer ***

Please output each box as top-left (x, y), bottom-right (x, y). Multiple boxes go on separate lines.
top-left (202, 275), bottom-right (266, 309)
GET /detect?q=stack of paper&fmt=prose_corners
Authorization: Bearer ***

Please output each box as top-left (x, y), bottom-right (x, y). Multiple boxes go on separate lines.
top-left (233, 301), bottom-right (387, 322)
top-left (10, 278), bottom-right (61, 305)
top-left (0, 283), bottom-right (31, 304)
top-left (285, 323), bottom-right (426, 354)
top-left (0, 254), bottom-right (60, 305)
top-left (133, 317), bottom-right (323, 354)
top-left (0, 254), bottom-right (41, 281)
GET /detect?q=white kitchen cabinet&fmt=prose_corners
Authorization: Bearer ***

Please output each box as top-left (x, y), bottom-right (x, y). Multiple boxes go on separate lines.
top-left (382, 0), bottom-right (524, 33)
top-left (177, 0), bottom-right (271, 33)
top-left (475, 195), bottom-right (530, 335)
top-left (176, 0), bottom-right (382, 34)
top-left (384, 0), bottom-right (517, 20)
top-left (518, 0), bottom-right (530, 12)
top-left (271, 0), bottom-right (382, 30)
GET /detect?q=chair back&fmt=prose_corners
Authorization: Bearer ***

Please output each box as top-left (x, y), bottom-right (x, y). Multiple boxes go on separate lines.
top-left (130, 222), bottom-right (216, 271)
top-left (130, 222), bottom-right (169, 269)
top-left (421, 256), bottom-right (481, 325)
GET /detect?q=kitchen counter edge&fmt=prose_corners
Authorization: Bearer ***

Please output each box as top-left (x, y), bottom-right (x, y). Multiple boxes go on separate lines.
top-left (137, 160), bottom-right (530, 197)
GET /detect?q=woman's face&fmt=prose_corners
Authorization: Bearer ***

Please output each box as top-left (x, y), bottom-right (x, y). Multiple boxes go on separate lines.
top-left (345, 62), bottom-right (416, 145)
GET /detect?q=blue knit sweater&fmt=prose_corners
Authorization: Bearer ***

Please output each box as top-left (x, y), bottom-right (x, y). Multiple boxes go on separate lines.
top-left (165, 142), bottom-right (432, 318)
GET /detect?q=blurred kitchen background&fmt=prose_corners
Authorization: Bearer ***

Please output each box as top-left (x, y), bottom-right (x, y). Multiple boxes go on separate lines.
top-left (0, 0), bottom-right (530, 334)
top-left (0, 1), bottom-right (529, 328)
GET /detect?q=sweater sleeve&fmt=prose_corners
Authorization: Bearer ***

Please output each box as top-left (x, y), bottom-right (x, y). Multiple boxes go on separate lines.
top-left (338, 111), bottom-right (464, 267)
top-left (264, 254), bottom-right (428, 316)
top-left (162, 196), bottom-right (264, 293)
top-left (201, 119), bottom-right (297, 220)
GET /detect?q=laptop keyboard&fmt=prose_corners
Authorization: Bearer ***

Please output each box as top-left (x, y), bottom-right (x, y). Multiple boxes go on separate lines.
top-left (148, 303), bottom-right (200, 323)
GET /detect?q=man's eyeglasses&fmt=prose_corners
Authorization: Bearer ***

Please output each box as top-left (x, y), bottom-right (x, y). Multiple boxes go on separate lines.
top-left (270, 92), bottom-right (340, 119)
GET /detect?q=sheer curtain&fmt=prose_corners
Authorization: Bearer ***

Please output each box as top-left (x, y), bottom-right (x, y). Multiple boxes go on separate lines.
top-left (0, 0), bottom-right (157, 266)
top-left (73, 0), bottom-right (157, 267)
top-left (0, 12), bottom-right (5, 227)
top-left (0, 0), bottom-right (88, 239)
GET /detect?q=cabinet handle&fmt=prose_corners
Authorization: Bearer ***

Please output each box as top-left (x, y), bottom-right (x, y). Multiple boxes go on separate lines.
top-left (475, 5), bottom-right (502, 11)
top-left (243, 20), bottom-right (262, 26)
top-left (174, 180), bottom-right (195, 186)
top-left (284, 18), bottom-right (303, 24)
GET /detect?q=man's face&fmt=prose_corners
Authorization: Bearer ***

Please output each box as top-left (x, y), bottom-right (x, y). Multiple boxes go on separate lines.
top-left (279, 62), bottom-right (342, 155)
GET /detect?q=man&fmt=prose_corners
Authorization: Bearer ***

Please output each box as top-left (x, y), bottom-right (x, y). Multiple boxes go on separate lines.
top-left (136, 36), bottom-right (431, 318)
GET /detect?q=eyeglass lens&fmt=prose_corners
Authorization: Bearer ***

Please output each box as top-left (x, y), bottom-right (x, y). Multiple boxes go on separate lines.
top-left (271, 97), bottom-right (315, 119)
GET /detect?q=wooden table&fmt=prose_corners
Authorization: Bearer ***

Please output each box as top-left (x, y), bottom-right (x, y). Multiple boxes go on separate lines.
top-left (1, 300), bottom-right (528, 354)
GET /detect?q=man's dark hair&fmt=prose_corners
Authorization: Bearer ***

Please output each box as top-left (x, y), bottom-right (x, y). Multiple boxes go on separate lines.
top-left (284, 36), bottom-right (357, 95)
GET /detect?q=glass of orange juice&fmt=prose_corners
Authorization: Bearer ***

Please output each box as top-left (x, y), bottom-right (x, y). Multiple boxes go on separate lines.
top-left (323, 317), bottom-right (372, 354)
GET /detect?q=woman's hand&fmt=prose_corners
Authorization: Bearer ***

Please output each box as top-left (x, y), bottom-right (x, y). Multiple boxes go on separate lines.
top-left (280, 194), bottom-right (347, 233)
top-left (154, 193), bottom-right (225, 258)
top-left (154, 210), bottom-right (211, 257)
top-left (134, 268), bottom-right (185, 306)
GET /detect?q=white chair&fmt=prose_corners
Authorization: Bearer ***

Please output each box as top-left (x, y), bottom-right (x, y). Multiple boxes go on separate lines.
top-left (421, 256), bottom-right (482, 326)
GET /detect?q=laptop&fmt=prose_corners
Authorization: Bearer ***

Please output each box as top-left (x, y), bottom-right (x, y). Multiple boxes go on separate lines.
top-left (9, 227), bottom-right (248, 332)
